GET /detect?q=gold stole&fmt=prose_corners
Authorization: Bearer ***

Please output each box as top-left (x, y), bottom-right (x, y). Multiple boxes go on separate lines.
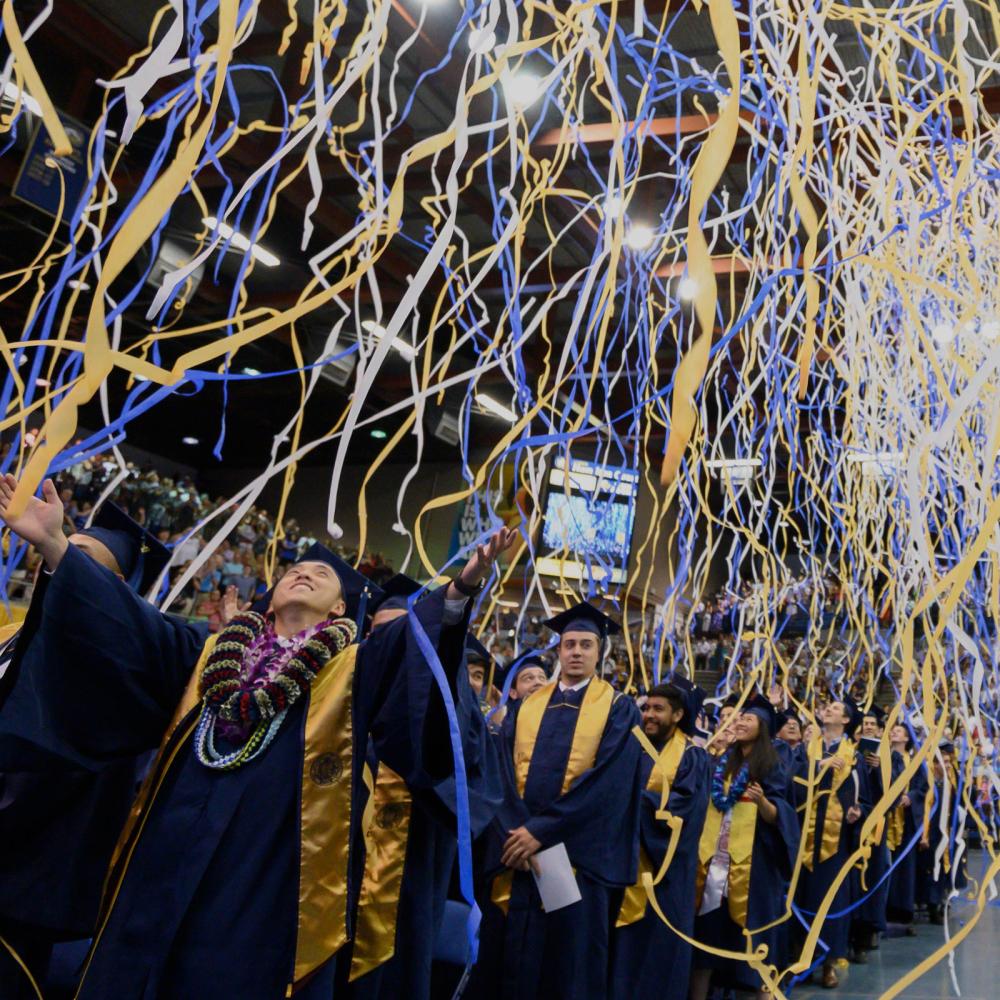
top-left (81, 636), bottom-right (359, 995)
top-left (492, 677), bottom-right (616, 912)
top-left (802, 738), bottom-right (856, 869)
top-left (886, 750), bottom-right (909, 852)
top-left (0, 622), bottom-right (20, 646)
top-left (616, 729), bottom-right (689, 928)
top-left (348, 765), bottom-right (413, 982)
top-left (694, 775), bottom-right (758, 928)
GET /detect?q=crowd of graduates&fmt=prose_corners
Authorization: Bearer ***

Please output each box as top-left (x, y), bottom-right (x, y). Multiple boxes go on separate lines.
top-left (0, 481), bottom-right (980, 1000)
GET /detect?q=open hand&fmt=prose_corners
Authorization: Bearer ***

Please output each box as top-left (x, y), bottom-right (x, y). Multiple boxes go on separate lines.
top-left (220, 584), bottom-right (251, 625)
top-left (0, 474), bottom-right (69, 569)
top-left (449, 527), bottom-right (518, 600)
top-left (501, 826), bottom-right (541, 873)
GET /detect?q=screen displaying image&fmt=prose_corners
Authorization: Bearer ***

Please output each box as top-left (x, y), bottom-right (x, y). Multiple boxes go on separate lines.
top-left (537, 458), bottom-right (639, 584)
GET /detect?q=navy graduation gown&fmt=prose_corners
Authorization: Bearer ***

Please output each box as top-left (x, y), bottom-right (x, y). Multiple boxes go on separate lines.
top-left (888, 761), bottom-right (928, 920)
top-left (610, 741), bottom-right (710, 1000)
top-left (852, 749), bottom-right (904, 933)
top-left (692, 759), bottom-right (799, 991)
top-left (472, 681), bottom-right (642, 1000)
top-left (347, 669), bottom-right (503, 1000)
top-left (795, 741), bottom-right (873, 963)
top-left (0, 545), bottom-right (472, 999)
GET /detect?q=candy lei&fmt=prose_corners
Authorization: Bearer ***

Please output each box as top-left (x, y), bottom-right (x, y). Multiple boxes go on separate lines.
top-left (194, 611), bottom-right (356, 771)
top-left (711, 757), bottom-right (751, 811)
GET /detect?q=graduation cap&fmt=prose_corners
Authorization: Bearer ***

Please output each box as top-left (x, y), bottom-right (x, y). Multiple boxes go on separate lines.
top-left (513, 652), bottom-right (550, 676)
top-left (664, 675), bottom-right (706, 736)
top-left (742, 692), bottom-right (777, 738)
top-left (775, 710), bottom-right (801, 734)
top-left (841, 696), bottom-right (864, 738)
top-left (369, 573), bottom-right (423, 616)
top-left (543, 601), bottom-right (621, 640)
top-left (465, 635), bottom-right (492, 664)
top-left (863, 704), bottom-right (887, 728)
top-left (938, 739), bottom-right (955, 755)
top-left (78, 502), bottom-right (170, 596)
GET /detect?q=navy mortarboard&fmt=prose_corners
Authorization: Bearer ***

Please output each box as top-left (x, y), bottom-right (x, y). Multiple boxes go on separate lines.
top-left (78, 502), bottom-right (171, 596)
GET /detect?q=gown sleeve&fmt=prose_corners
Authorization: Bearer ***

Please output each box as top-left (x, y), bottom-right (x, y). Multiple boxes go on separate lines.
top-left (518, 694), bottom-right (644, 887)
top-left (360, 588), bottom-right (489, 793)
top-left (643, 745), bottom-right (710, 885)
top-left (758, 760), bottom-right (800, 880)
top-left (0, 545), bottom-right (206, 767)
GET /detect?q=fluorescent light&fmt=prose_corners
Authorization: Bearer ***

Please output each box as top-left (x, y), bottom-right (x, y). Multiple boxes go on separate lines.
top-left (240, 366), bottom-right (261, 376)
top-left (678, 277), bottom-right (698, 301)
top-left (68, 279), bottom-right (91, 291)
top-left (363, 319), bottom-right (415, 361)
top-left (625, 223), bottom-right (654, 251)
top-left (202, 216), bottom-right (280, 267)
top-left (468, 26), bottom-right (496, 53)
top-left (476, 392), bottom-right (517, 422)
top-left (35, 378), bottom-right (49, 388)
top-left (505, 71), bottom-right (540, 109)
top-left (931, 323), bottom-right (955, 345)
top-left (1, 81), bottom-right (41, 117)
top-left (182, 436), bottom-right (199, 446)
top-left (370, 428), bottom-right (388, 440)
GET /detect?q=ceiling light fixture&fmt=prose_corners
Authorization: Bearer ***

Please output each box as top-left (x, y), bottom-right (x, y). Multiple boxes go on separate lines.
top-left (468, 26), bottom-right (496, 54)
top-left (931, 323), bottom-right (955, 345)
top-left (363, 319), bottom-right (416, 361)
top-left (625, 223), bottom-right (654, 251)
top-left (68, 279), bottom-right (91, 292)
top-left (182, 436), bottom-right (200, 446)
top-left (505, 71), bottom-right (540, 109)
top-left (678, 277), bottom-right (698, 301)
top-left (476, 392), bottom-right (517, 422)
top-left (603, 194), bottom-right (625, 219)
top-left (240, 366), bottom-right (262, 376)
top-left (370, 428), bottom-right (388, 440)
top-left (202, 216), bottom-right (280, 267)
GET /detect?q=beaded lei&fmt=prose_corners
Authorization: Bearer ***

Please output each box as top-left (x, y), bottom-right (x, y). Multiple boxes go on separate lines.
top-left (711, 757), bottom-right (752, 811)
top-left (194, 610), bottom-right (356, 771)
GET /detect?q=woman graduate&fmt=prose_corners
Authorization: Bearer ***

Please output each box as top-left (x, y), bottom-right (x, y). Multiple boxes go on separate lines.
top-left (610, 677), bottom-right (711, 1000)
top-left (794, 698), bottom-right (873, 989)
top-left (689, 694), bottom-right (799, 1000)
top-left (471, 602), bottom-right (643, 1000)
top-left (885, 723), bottom-right (927, 932)
top-left (0, 474), bottom-right (512, 1000)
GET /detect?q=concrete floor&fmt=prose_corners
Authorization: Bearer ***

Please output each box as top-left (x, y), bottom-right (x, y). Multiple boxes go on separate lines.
top-left (792, 856), bottom-right (995, 999)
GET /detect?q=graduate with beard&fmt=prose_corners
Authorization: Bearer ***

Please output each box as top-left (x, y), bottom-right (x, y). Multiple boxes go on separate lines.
top-left (610, 677), bottom-right (710, 1000)
top-left (689, 695), bottom-right (799, 1000)
top-left (0, 503), bottom-right (177, 998)
top-left (0, 473), bottom-right (513, 999)
top-left (471, 602), bottom-right (643, 1000)
top-left (794, 698), bottom-right (872, 989)
top-left (885, 723), bottom-right (927, 932)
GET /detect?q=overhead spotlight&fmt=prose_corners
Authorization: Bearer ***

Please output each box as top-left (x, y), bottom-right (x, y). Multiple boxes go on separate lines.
top-left (370, 428), bottom-right (388, 440)
top-left (931, 323), bottom-right (955, 345)
top-left (476, 392), bottom-right (517, 422)
top-left (678, 277), bottom-right (698, 301)
top-left (603, 194), bottom-right (625, 219)
top-left (468, 26), bottom-right (496, 54)
top-left (67, 279), bottom-right (91, 292)
top-left (240, 366), bottom-right (262, 376)
top-left (182, 436), bottom-right (200, 446)
top-left (202, 216), bottom-right (280, 267)
top-left (35, 378), bottom-right (50, 388)
top-left (504, 71), bottom-right (540, 109)
top-left (625, 223), bottom-right (654, 251)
